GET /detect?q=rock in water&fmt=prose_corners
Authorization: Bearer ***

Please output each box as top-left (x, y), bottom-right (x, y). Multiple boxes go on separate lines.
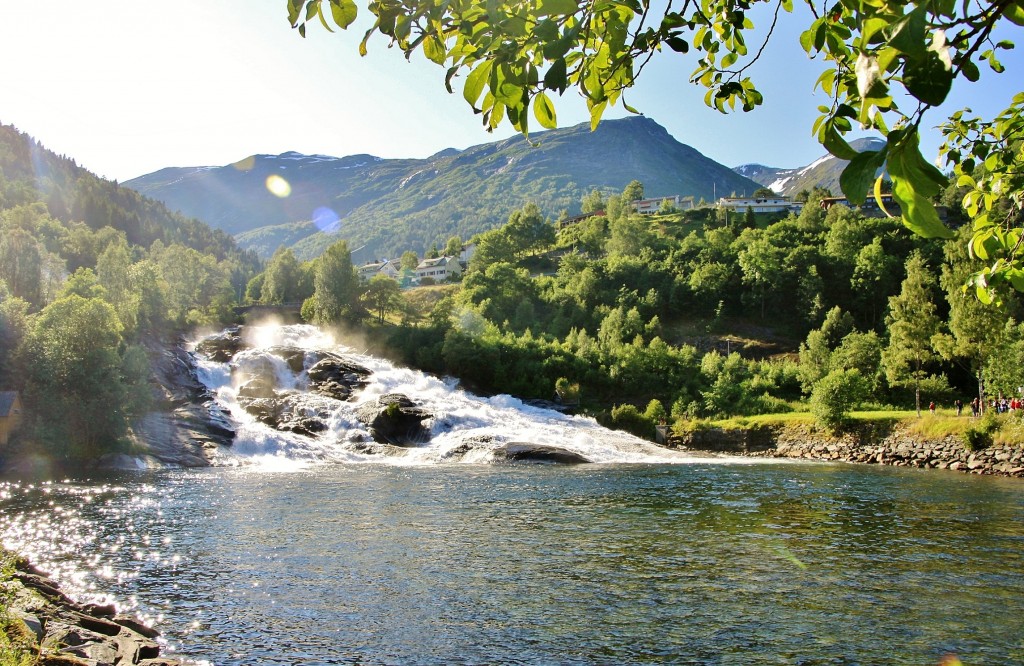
top-left (492, 442), bottom-right (591, 464)
top-left (307, 354), bottom-right (371, 401)
top-left (194, 325), bottom-right (244, 362)
top-left (356, 394), bottom-right (431, 446)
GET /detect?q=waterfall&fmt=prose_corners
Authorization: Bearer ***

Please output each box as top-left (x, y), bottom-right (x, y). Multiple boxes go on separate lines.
top-left (191, 323), bottom-right (708, 466)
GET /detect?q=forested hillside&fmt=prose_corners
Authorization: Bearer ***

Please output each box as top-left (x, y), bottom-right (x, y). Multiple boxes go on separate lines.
top-left (124, 116), bottom-right (761, 262)
top-left (371, 185), bottom-right (1022, 436)
top-left (0, 123), bottom-right (260, 461)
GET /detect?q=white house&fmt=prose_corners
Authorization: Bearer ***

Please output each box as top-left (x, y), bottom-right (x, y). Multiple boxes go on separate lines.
top-left (415, 256), bottom-right (462, 282)
top-left (458, 243), bottom-right (477, 267)
top-left (717, 196), bottom-right (802, 214)
top-left (630, 195), bottom-right (695, 215)
top-left (357, 259), bottom-right (400, 282)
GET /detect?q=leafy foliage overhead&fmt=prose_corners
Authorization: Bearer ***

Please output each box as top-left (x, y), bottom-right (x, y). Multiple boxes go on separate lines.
top-left (287, 0), bottom-right (1023, 298)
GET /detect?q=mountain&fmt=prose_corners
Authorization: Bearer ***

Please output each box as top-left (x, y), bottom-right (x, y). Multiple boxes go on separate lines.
top-left (735, 137), bottom-right (886, 197)
top-left (125, 116), bottom-right (761, 261)
top-left (0, 123), bottom-right (254, 267)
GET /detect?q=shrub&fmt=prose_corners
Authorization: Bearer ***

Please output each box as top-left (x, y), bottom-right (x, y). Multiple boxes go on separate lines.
top-left (809, 368), bottom-right (868, 431)
top-left (609, 403), bottom-right (655, 439)
top-left (963, 412), bottom-right (999, 451)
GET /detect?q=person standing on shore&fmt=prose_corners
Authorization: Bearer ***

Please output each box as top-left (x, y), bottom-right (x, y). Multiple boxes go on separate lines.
top-left (955, 399), bottom-right (963, 416)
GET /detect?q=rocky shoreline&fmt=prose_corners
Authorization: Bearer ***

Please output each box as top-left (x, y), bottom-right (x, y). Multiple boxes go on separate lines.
top-left (1, 554), bottom-right (180, 665)
top-left (673, 422), bottom-right (1024, 477)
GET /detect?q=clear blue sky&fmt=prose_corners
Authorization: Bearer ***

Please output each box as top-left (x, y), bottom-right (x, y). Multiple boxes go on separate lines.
top-left (1, 0), bottom-right (1018, 182)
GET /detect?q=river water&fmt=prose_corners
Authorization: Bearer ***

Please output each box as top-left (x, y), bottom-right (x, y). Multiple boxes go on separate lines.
top-left (1, 325), bottom-right (1022, 664)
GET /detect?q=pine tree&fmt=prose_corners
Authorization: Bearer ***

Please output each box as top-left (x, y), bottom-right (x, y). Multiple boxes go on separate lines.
top-left (882, 253), bottom-right (942, 416)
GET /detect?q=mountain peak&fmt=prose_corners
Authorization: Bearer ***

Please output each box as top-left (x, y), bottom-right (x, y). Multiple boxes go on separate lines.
top-left (126, 116), bottom-right (760, 261)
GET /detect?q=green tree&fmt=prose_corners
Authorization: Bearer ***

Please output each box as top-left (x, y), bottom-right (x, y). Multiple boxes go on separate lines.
top-left (308, 239), bottom-right (361, 324)
top-left (504, 202), bottom-right (555, 258)
top-left (444, 235), bottom-right (463, 258)
top-left (362, 274), bottom-right (403, 323)
top-left (581, 189), bottom-right (606, 215)
top-left (20, 294), bottom-right (130, 459)
top-left (622, 180), bottom-right (644, 203)
top-left (935, 227), bottom-right (1017, 407)
top-left (96, 239), bottom-right (138, 333)
top-left (261, 246), bottom-right (304, 304)
top-left (0, 227), bottom-right (44, 306)
top-left (752, 187), bottom-right (776, 199)
top-left (850, 237), bottom-right (899, 327)
top-left (400, 250), bottom-right (420, 271)
top-left (882, 253), bottom-right (942, 415)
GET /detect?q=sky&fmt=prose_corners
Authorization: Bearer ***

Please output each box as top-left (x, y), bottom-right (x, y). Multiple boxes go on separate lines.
top-left (1, 0), bottom-right (1019, 183)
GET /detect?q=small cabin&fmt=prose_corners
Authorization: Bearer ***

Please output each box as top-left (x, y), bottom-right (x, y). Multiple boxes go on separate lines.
top-left (0, 391), bottom-right (24, 446)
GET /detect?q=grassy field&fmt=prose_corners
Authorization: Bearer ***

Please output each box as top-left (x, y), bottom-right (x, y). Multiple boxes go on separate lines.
top-left (696, 408), bottom-right (1024, 446)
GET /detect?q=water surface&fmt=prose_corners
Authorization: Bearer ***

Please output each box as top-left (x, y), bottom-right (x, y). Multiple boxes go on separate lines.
top-left (2, 462), bottom-right (1022, 665)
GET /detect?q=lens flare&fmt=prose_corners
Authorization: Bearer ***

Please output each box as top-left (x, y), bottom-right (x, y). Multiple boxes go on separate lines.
top-left (265, 175), bottom-right (291, 198)
top-left (312, 206), bottom-right (340, 232)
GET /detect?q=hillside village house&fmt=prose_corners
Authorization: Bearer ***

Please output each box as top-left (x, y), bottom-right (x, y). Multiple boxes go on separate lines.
top-left (717, 196), bottom-right (802, 214)
top-left (819, 194), bottom-right (901, 219)
top-left (630, 195), bottom-right (695, 215)
top-left (0, 391), bottom-right (23, 447)
top-left (357, 259), bottom-right (401, 282)
top-left (416, 256), bottom-right (462, 282)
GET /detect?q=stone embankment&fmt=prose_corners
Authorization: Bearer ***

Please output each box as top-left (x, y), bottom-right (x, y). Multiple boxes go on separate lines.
top-left (2, 556), bottom-right (180, 665)
top-left (675, 423), bottom-right (1024, 477)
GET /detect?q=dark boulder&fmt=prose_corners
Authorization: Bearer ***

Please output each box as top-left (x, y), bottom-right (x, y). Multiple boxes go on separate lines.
top-left (266, 345), bottom-right (307, 374)
top-left (492, 442), bottom-right (591, 464)
top-left (307, 355), bottom-right (371, 401)
top-left (356, 393), bottom-right (431, 446)
top-left (194, 326), bottom-right (244, 362)
top-left (238, 393), bottom-right (332, 437)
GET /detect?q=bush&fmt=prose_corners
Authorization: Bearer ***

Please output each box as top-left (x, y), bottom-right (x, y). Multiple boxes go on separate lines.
top-left (609, 403), bottom-right (656, 439)
top-left (809, 368), bottom-right (868, 431)
top-left (963, 412), bottom-right (999, 451)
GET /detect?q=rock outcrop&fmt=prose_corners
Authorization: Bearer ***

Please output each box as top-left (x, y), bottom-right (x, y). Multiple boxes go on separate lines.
top-left (356, 394), bottom-right (431, 446)
top-left (2, 556), bottom-right (181, 665)
top-left (119, 336), bottom-right (236, 469)
top-left (492, 442), bottom-right (591, 464)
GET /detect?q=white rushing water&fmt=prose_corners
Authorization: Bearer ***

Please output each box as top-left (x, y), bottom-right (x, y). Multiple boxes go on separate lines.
top-left (191, 324), bottom-right (711, 467)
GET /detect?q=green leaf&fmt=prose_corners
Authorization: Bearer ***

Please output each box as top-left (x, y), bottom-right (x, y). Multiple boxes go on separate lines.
top-left (962, 59), bottom-right (981, 82)
top-left (537, 0), bottom-right (579, 16)
top-left (423, 35), bottom-right (446, 65)
top-left (543, 58), bottom-right (568, 92)
top-left (666, 37), bottom-right (689, 53)
top-left (840, 147), bottom-right (888, 204)
top-left (887, 5), bottom-right (928, 59)
top-left (903, 52), bottom-right (953, 106)
top-left (890, 175), bottom-right (953, 238)
top-left (329, 0), bottom-right (357, 29)
top-left (821, 124), bottom-right (859, 160)
top-left (1005, 3), bottom-right (1024, 26)
top-left (463, 61), bottom-right (493, 107)
top-left (1008, 268), bottom-right (1024, 292)
top-left (533, 91), bottom-right (558, 129)
top-left (589, 99), bottom-right (608, 131)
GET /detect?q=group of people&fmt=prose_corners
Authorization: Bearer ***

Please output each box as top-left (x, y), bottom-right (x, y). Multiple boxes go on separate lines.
top-left (941, 396), bottom-right (1021, 417)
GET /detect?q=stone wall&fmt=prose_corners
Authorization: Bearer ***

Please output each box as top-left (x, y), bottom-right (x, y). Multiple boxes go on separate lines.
top-left (673, 423), bottom-right (1024, 477)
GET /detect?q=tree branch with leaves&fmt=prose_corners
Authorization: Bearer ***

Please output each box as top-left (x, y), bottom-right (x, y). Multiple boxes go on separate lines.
top-left (287, 0), bottom-right (1023, 299)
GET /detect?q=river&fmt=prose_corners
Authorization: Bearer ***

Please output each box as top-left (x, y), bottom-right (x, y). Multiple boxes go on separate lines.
top-left (1, 325), bottom-right (1022, 664)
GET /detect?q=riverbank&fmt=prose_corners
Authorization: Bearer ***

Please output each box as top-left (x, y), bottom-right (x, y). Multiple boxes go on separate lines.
top-left (672, 420), bottom-right (1024, 477)
top-left (0, 551), bottom-right (180, 666)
